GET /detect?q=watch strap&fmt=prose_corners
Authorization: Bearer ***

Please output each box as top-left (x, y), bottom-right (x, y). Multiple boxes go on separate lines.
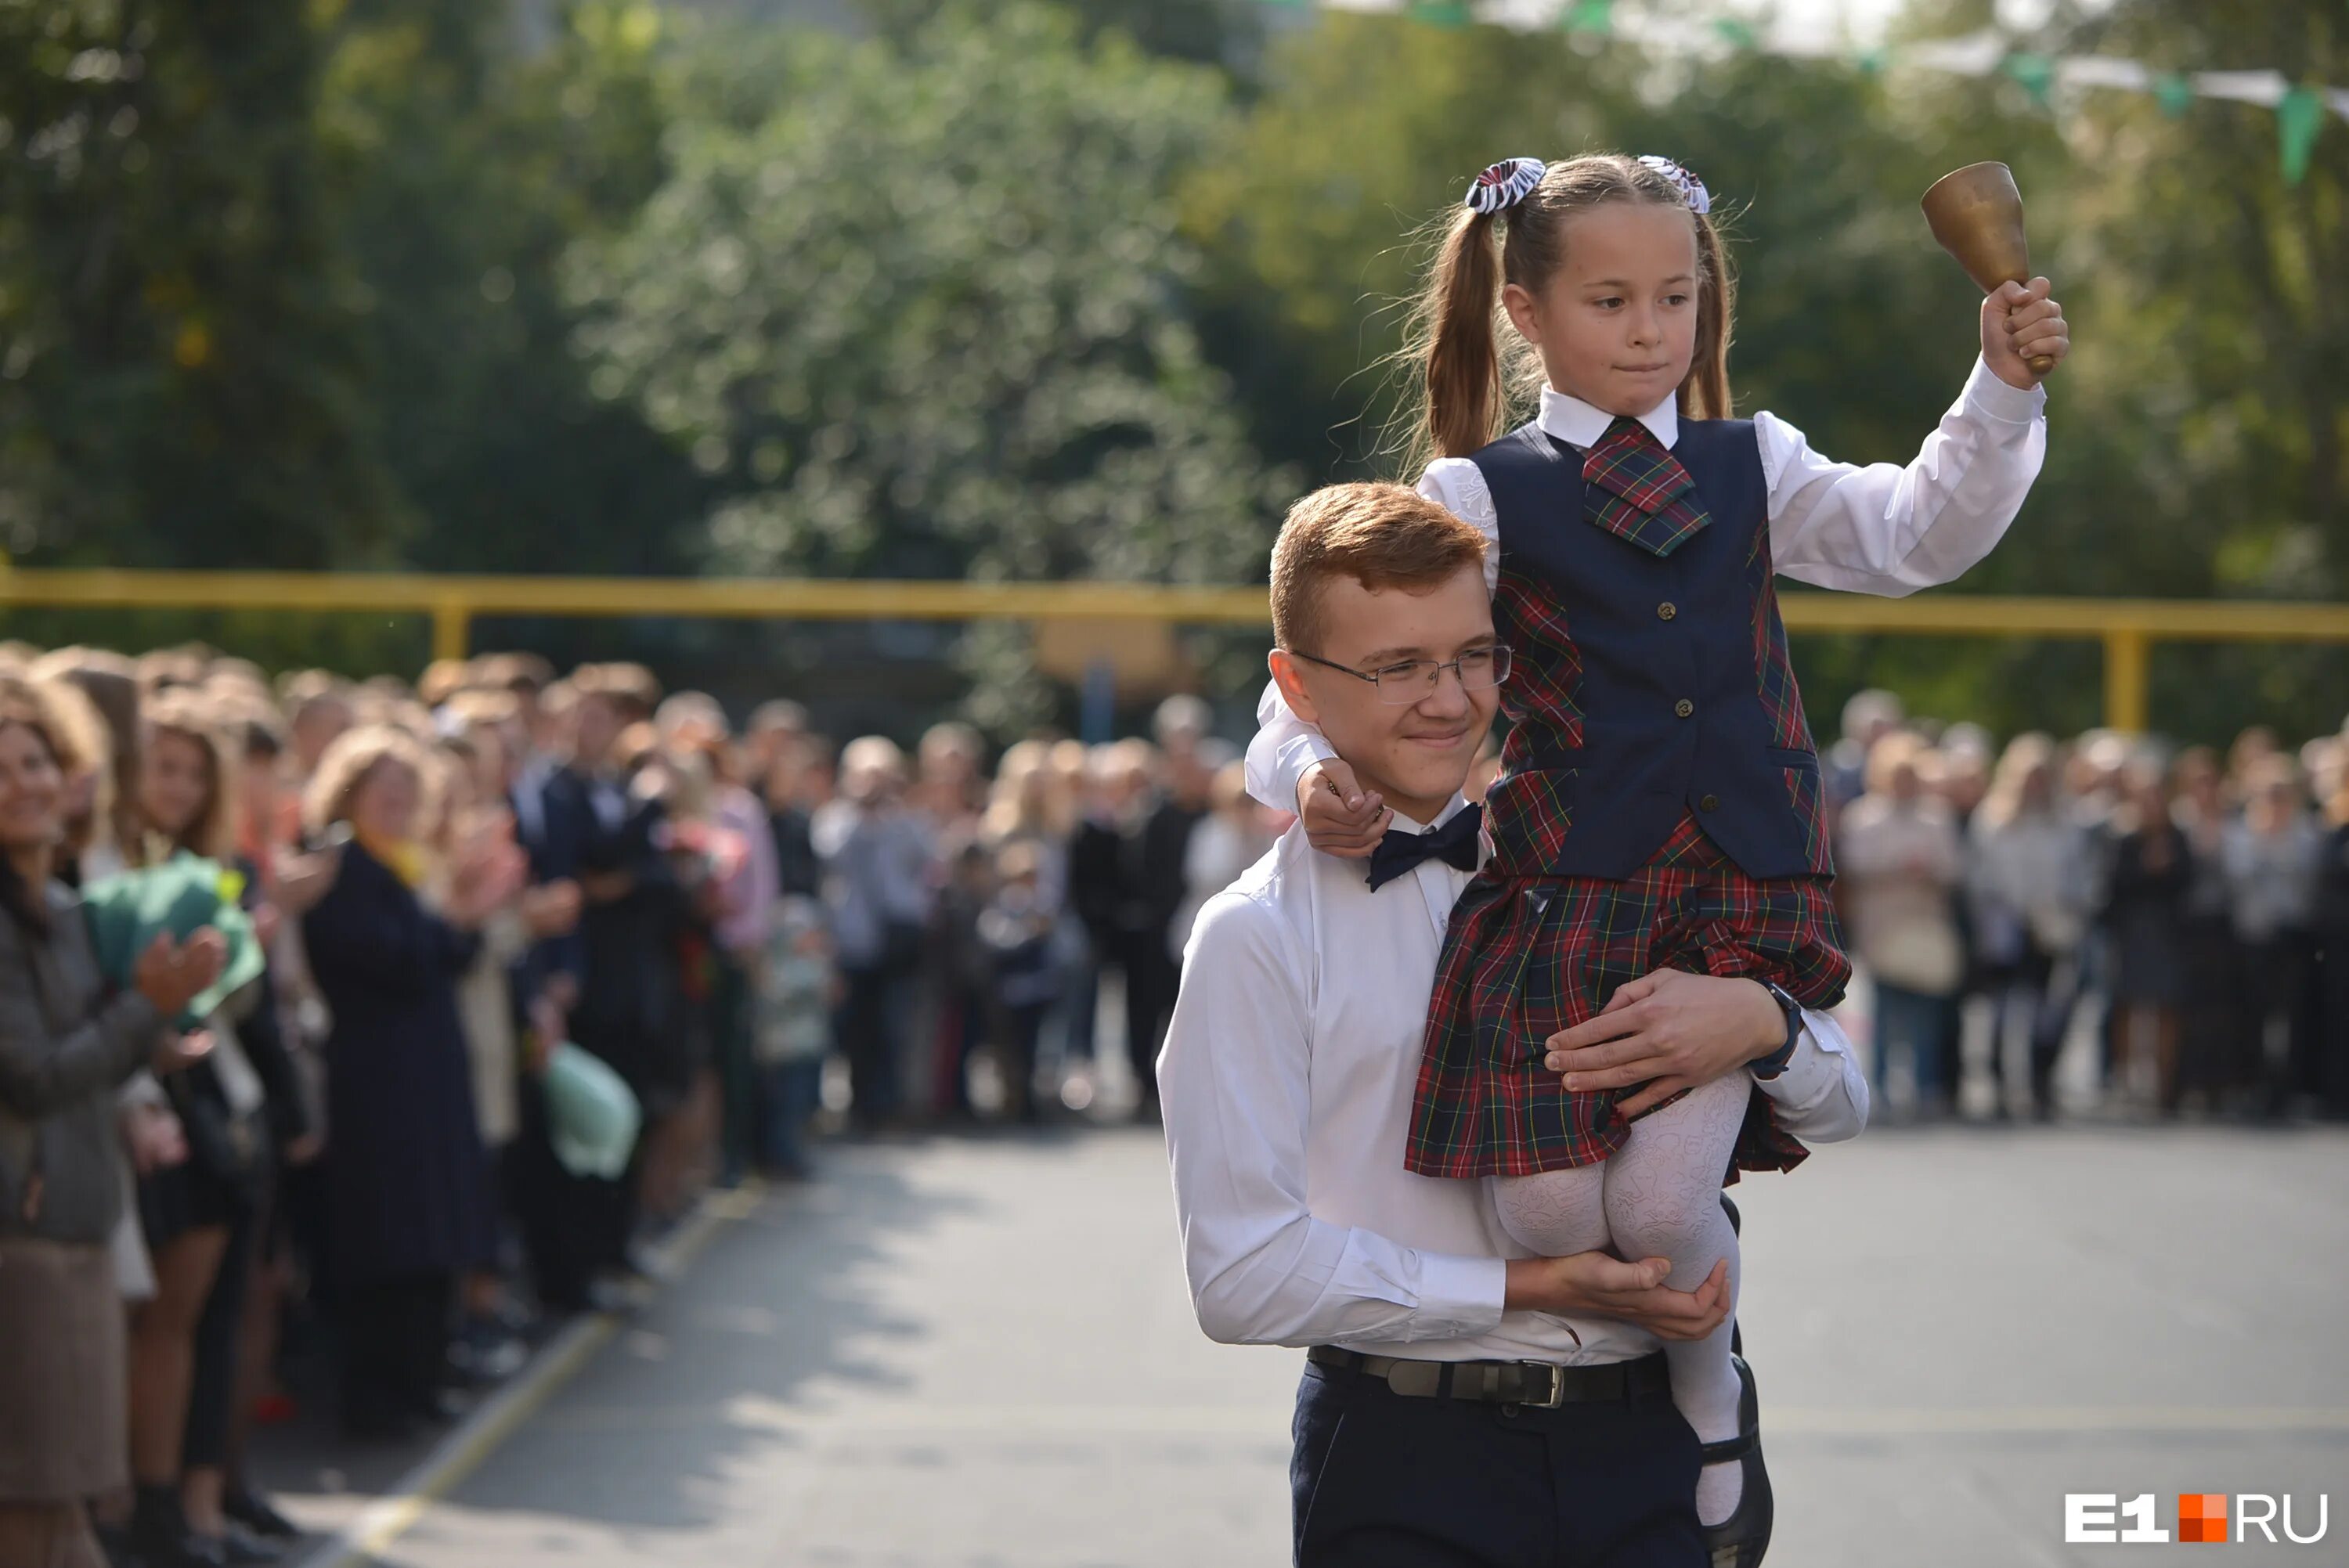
top-left (1752, 982), bottom-right (1802, 1078)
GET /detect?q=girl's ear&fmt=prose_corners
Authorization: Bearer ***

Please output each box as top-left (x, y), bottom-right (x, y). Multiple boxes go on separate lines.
top-left (1500, 280), bottom-right (1542, 345)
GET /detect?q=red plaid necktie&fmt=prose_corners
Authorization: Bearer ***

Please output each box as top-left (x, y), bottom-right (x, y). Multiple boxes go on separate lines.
top-left (1581, 416), bottom-right (1712, 557)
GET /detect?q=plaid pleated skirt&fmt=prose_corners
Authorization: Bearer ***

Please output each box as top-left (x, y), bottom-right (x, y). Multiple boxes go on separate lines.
top-left (1404, 813), bottom-right (1852, 1181)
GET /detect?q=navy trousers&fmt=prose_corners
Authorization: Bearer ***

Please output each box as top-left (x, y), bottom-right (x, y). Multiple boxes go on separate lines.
top-left (1291, 1357), bottom-right (1707, 1567)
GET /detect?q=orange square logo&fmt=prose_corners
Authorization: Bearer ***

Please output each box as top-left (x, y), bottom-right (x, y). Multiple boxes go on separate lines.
top-left (2178, 1493), bottom-right (2228, 1544)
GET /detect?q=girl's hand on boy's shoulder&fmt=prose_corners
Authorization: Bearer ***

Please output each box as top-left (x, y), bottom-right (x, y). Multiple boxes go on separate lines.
top-left (1982, 276), bottom-right (2069, 390)
top-left (1297, 759), bottom-right (1391, 860)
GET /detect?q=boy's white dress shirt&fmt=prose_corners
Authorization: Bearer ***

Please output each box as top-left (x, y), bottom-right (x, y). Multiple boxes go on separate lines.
top-left (1160, 796), bottom-right (1870, 1367)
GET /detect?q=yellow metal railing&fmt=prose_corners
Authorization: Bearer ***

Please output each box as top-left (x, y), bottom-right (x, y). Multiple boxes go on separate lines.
top-left (2, 568), bottom-right (2344, 733)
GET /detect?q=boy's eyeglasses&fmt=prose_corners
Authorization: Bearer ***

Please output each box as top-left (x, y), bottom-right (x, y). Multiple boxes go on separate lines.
top-left (1287, 645), bottom-right (1514, 705)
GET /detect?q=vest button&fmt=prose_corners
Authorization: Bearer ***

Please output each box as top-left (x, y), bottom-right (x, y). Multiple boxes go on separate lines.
top-left (1673, 698), bottom-right (1694, 719)
top-left (1699, 793), bottom-right (1721, 812)
top-left (1658, 601), bottom-right (1677, 621)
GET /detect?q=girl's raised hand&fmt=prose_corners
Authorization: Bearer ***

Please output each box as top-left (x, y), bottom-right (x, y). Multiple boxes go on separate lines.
top-left (1982, 276), bottom-right (2068, 389)
top-left (1295, 759), bottom-right (1391, 860)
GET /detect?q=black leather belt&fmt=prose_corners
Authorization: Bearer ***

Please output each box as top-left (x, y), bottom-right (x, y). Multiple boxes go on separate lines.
top-left (1307, 1345), bottom-right (1672, 1408)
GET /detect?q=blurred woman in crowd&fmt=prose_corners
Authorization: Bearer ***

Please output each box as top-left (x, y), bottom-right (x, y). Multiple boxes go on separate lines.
top-left (980, 741), bottom-right (1073, 914)
top-left (657, 694), bottom-right (778, 1189)
top-left (2166, 748), bottom-right (2246, 1105)
top-left (1839, 733), bottom-right (1966, 1118)
top-left (755, 896), bottom-right (833, 1177)
top-left (2099, 763), bottom-right (2192, 1114)
top-left (814, 737), bottom-right (933, 1132)
top-left (0, 676), bottom-right (222, 1568)
top-left (1044, 740), bottom-right (1099, 1089)
top-left (1171, 760), bottom-right (1279, 967)
top-left (979, 840), bottom-right (1060, 1123)
top-left (301, 726), bottom-right (518, 1440)
top-left (207, 704), bottom-right (319, 1551)
top-left (2314, 766), bottom-right (2349, 1119)
top-left (615, 727), bottom-right (740, 1220)
top-left (432, 718), bottom-right (574, 1381)
top-left (2224, 756), bottom-right (2324, 1117)
top-left (124, 691), bottom-right (301, 1566)
top-left (33, 650), bottom-right (144, 881)
top-left (1968, 734), bottom-right (2093, 1119)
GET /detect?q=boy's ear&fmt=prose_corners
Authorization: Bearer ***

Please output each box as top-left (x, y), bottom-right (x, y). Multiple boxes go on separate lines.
top-left (1267, 649), bottom-right (1320, 727)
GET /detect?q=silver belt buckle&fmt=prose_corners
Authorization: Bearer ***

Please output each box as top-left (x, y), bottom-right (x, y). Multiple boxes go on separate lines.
top-left (1521, 1361), bottom-right (1568, 1408)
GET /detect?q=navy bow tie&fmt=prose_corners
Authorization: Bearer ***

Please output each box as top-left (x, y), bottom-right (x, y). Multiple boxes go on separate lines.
top-left (1366, 802), bottom-right (1483, 891)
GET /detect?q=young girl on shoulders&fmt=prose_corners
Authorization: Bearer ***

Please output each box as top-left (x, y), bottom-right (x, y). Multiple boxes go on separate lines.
top-left (1248, 152), bottom-right (2066, 1562)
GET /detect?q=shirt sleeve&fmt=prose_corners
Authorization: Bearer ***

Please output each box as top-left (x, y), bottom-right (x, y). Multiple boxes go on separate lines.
top-left (1416, 459), bottom-right (1503, 597)
top-left (1243, 677), bottom-right (1340, 813)
top-left (1759, 355), bottom-right (2046, 597)
top-left (1241, 460), bottom-right (1502, 810)
top-left (1158, 890), bottom-right (1507, 1348)
top-left (1752, 1007), bottom-right (1871, 1144)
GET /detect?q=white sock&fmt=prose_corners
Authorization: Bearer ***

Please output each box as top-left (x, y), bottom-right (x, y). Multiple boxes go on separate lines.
top-left (1602, 1074), bottom-right (1752, 1527)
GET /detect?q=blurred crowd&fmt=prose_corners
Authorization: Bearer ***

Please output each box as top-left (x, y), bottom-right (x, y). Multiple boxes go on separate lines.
top-left (0, 640), bottom-right (1283, 1568)
top-left (1827, 691), bottom-right (2349, 1125)
top-left (2, 633), bottom-right (2344, 1568)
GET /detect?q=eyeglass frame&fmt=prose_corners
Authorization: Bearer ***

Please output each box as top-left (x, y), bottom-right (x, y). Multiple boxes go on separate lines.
top-left (1283, 643), bottom-right (1514, 705)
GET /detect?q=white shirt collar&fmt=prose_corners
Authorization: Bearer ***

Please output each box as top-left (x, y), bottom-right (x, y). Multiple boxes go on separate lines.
top-left (1384, 792), bottom-right (1476, 838)
top-left (1537, 384), bottom-right (1678, 452)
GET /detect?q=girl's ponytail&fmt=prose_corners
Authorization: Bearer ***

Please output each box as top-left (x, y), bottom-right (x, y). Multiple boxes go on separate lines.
top-left (1414, 206), bottom-right (1506, 465)
top-left (1683, 210), bottom-right (1735, 422)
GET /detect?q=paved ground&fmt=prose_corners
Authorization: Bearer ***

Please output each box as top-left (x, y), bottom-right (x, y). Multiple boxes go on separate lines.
top-left (272, 1116), bottom-right (2349, 1568)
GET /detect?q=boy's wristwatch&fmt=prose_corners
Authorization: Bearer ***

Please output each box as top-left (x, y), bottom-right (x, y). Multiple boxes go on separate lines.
top-left (1751, 981), bottom-right (1805, 1080)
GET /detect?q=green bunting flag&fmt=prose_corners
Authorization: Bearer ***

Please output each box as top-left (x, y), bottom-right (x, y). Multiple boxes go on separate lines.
top-left (2001, 52), bottom-right (2055, 106)
top-left (2276, 86), bottom-right (2324, 186)
top-left (1264, 0), bottom-right (2344, 175)
top-left (1560, 0), bottom-right (1613, 34)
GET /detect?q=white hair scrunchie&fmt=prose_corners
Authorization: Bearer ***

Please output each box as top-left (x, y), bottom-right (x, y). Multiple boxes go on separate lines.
top-left (1464, 157), bottom-right (1546, 216)
top-left (1636, 154), bottom-right (1712, 215)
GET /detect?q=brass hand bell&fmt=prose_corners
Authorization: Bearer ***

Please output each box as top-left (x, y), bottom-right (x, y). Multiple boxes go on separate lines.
top-left (1921, 161), bottom-right (2057, 378)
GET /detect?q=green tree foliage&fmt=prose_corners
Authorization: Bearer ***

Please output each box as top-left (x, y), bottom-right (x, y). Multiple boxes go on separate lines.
top-left (0, 0), bottom-right (402, 568)
top-left (572, 5), bottom-right (1280, 585)
top-left (314, 0), bottom-right (707, 576)
top-left (568, 5), bottom-right (1290, 726)
top-left (859, 0), bottom-right (1264, 70)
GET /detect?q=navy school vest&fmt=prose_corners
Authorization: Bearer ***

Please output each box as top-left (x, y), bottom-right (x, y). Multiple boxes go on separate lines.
top-left (1472, 416), bottom-right (1834, 882)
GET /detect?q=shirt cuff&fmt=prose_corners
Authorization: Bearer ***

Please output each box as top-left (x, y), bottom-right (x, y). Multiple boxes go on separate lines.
top-left (1752, 1010), bottom-right (1844, 1103)
top-left (1961, 353), bottom-right (2047, 425)
top-left (1276, 730), bottom-right (1339, 789)
top-left (1417, 1251), bottom-right (1510, 1336)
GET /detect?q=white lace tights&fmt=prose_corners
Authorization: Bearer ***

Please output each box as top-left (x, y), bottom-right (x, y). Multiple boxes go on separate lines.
top-left (1492, 1072), bottom-right (1750, 1527)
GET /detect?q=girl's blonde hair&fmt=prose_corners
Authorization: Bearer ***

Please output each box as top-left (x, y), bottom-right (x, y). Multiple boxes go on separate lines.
top-left (982, 738), bottom-right (1076, 844)
top-left (136, 688), bottom-right (239, 865)
top-left (31, 674), bottom-right (114, 865)
top-left (305, 724), bottom-right (439, 838)
top-left (1976, 733), bottom-right (2059, 831)
top-left (1404, 153), bottom-right (1735, 470)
